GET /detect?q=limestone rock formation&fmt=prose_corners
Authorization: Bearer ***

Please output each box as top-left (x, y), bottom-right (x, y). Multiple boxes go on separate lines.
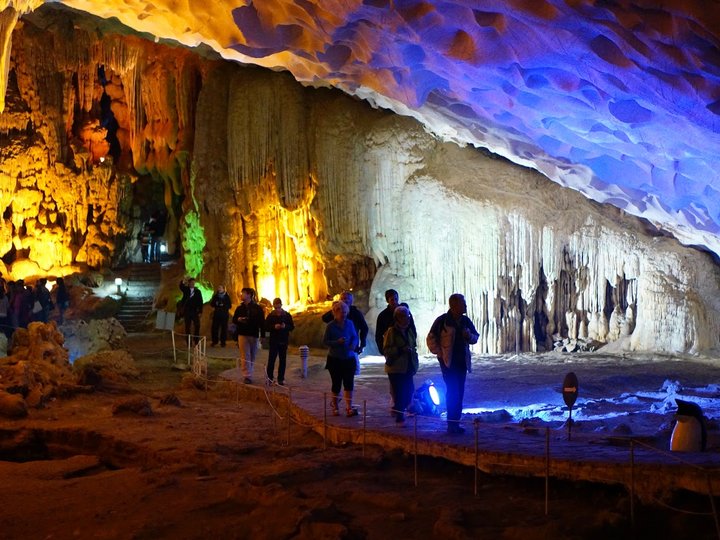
top-left (73, 349), bottom-right (139, 390)
top-left (0, 321), bottom-right (73, 415)
top-left (0, 6), bottom-right (717, 356)
top-left (17, 0), bottom-right (719, 260)
top-left (62, 319), bottom-right (128, 361)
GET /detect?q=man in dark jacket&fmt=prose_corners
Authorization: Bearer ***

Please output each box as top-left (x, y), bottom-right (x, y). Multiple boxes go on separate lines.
top-left (426, 293), bottom-right (479, 435)
top-left (179, 277), bottom-right (204, 344)
top-left (374, 289), bottom-right (416, 355)
top-left (209, 285), bottom-right (232, 347)
top-left (232, 287), bottom-right (265, 384)
top-left (264, 297), bottom-right (294, 385)
top-left (321, 291), bottom-right (368, 354)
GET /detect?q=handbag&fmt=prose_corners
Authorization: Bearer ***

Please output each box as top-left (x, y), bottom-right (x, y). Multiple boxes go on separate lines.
top-left (32, 300), bottom-right (43, 314)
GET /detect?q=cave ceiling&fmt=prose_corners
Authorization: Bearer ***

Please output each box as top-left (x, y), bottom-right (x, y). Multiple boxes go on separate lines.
top-left (9, 0), bottom-right (720, 256)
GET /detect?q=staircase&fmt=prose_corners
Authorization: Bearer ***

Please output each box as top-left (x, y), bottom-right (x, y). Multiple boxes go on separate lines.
top-left (115, 263), bottom-right (161, 333)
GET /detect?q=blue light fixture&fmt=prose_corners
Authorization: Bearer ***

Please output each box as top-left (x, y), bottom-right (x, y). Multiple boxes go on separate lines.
top-left (412, 379), bottom-right (442, 416)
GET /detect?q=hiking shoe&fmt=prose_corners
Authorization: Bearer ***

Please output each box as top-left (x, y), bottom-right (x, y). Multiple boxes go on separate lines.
top-left (243, 377), bottom-right (252, 384)
top-left (346, 408), bottom-right (359, 417)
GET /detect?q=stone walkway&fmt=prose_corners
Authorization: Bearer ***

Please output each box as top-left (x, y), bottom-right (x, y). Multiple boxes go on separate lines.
top-left (192, 340), bottom-right (720, 500)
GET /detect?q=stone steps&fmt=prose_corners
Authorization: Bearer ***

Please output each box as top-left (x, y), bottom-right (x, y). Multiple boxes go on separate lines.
top-left (115, 263), bottom-right (162, 333)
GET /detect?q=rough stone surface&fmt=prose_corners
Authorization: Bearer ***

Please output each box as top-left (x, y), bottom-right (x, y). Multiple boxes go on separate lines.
top-left (112, 396), bottom-right (153, 417)
top-left (0, 322), bottom-right (73, 414)
top-left (73, 349), bottom-right (139, 390)
top-left (0, 392), bottom-right (28, 419)
top-left (29, 1), bottom-right (720, 258)
top-left (62, 319), bottom-right (127, 361)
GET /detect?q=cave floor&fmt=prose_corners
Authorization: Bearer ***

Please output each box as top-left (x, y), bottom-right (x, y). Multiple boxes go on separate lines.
top-left (1, 333), bottom-right (719, 539)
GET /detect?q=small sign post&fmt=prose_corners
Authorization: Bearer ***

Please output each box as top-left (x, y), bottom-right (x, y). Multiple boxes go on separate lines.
top-left (562, 372), bottom-right (579, 441)
top-left (299, 345), bottom-right (310, 378)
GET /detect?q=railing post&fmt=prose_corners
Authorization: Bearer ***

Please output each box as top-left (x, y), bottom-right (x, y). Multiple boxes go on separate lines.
top-left (545, 427), bottom-right (550, 516)
top-left (474, 419), bottom-right (479, 496)
top-left (323, 392), bottom-right (327, 450)
top-left (286, 387), bottom-right (292, 447)
top-left (362, 399), bottom-right (367, 458)
top-left (413, 413), bottom-right (418, 488)
top-left (630, 440), bottom-right (635, 534)
top-left (706, 473), bottom-right (720, 540)
top-left (171, 330), bottom-right (177, 366)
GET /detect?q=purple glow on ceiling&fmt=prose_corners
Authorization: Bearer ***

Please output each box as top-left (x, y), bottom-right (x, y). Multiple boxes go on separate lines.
top-left (227, 0), bottom-right (720, 249)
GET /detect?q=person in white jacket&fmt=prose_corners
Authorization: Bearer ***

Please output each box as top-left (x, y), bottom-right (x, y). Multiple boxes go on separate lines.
top-left (426, 293), bottom-right (479, 434)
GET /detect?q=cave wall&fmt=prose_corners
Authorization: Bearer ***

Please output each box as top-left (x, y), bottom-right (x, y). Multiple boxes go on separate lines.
top-left (1, 6), bottom-right (720, 354)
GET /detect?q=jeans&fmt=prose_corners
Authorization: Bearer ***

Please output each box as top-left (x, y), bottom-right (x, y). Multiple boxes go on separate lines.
top-left (238, 335), bottom-right (259, 378)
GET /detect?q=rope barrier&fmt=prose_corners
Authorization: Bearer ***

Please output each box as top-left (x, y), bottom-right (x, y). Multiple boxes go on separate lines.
top-left (166, 336), bottom-right (720, 536)
top-left (646, 494), bottom-right (715, 516)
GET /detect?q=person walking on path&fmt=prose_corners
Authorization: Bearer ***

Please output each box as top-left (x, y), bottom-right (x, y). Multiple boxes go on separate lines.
top-left (209, 285), bottom-right (232, 347)
top-left (322, 291), bottom-right (368, 355)
top-left (323, 300), bottom-right (360, 417)
top-left (264, 297), bottom-right (294, 385)
top-left (375, 289), bottom-right (417, 412)
top-left (179, 277), bottom-right (204, 344)
top-left (375, 289), bottom-right (415, 355)
top-left (426, 293), bottom-right (479, 434)
top-left (382, 305), bottom-right (418, 424)
top-left (232, 287), bottom-right (265, 384)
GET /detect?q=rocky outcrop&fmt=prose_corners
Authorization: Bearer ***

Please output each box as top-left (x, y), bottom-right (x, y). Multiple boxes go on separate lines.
top-left (0, 322), bottom-right (73, 415)
top-left (61, 319), bottom-right (127, 361)
top-left (73, 349), bottom-right (139, 391)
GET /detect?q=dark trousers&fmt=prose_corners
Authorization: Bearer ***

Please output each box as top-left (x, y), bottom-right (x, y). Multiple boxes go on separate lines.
top-left (267, 341), bottom-right (288, 382)
top-left (184, 311), bottom-right (201, 344)
top-left (327, 356), bottom-right (356, 393)
top-left (211, 312), bottom-right (229, 345)
top-left (150, 239), bottom-right (160, 262)
top-left (441, 366), bottom-right (466, 426)
top-left (388, 372), bottom-right (414, 419)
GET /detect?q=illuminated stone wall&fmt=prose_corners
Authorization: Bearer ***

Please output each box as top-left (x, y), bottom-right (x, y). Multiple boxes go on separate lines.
top-left (1, 6), bottom-right (719, 354)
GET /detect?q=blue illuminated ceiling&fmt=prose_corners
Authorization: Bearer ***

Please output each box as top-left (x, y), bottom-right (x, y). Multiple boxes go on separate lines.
top-left (51, 0), bottom-right (720, 254)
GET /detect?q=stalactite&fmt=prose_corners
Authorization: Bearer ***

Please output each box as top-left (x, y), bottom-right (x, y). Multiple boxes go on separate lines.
top-left (226, 68), bottom-right (310, 212)
top-left (1, 6), bottom-right (719, 354)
